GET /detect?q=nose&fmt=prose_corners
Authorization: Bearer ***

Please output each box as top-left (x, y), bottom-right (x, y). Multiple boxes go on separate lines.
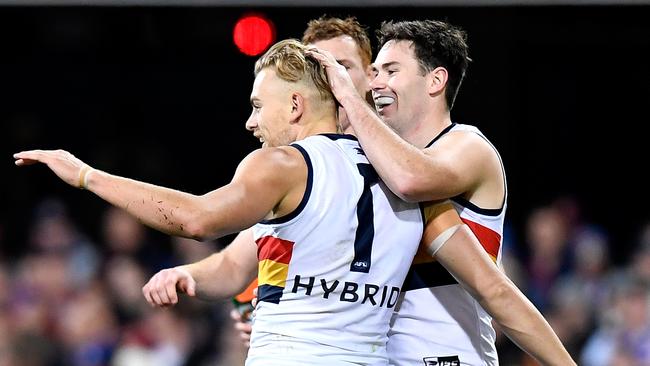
top-left (245, 112), bottom-right (257, 132)
top-left (369, 71), bottom-right (386, 92)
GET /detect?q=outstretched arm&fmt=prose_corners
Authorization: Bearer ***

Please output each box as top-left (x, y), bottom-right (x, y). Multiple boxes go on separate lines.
top-left (14, 147), bottom-right (306, 241)
top-left (142, 228), bottom-right (258, 306)
top-left (434, 226), bottom-right (576, 366)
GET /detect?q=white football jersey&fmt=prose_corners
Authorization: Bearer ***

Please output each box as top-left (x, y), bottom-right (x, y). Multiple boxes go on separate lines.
top-left (248, 134), bottom-right (423, 366)
top-left (388, 124), bottom-right (507, 366)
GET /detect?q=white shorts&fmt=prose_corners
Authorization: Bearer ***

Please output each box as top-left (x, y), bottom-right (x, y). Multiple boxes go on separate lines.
top-left (247, 332), bottom-right (388, 366)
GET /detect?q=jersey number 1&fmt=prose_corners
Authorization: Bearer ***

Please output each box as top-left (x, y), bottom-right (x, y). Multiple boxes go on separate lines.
top-left (350, 163), bottom-right (379, 273)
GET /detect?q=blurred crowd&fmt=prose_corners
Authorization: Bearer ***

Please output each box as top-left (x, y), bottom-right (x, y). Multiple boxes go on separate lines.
top-left (0, 199), bottom-right (247, 366)
top-left (0, 196), bottom-right (649, 366)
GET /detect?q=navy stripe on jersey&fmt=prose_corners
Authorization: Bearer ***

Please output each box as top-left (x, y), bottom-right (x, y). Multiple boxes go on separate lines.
top-left (451, 196), bottom-right (503, 216)
top-left (402, 261), bottom-right (457, 290)
top-left (258, 284), bottom-right (284, 304)
top-left (260, 144), bottom-right (313, 225)
top-left (350, 163), bottom-right (380, 273)
top-left (319, 133), bottom-right (358, 141)
top-left (424, 123), bottom-right (456, 148)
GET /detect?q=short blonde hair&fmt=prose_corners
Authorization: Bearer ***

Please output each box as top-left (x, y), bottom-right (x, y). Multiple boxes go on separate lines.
top-left (254, 39), bottom-right (334, 102)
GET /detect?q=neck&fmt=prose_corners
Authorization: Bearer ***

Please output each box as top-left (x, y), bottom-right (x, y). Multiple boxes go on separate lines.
top-left (296, 113), bottom-right (339, 141)
top-left (400, 104), bottom-right (452, 149)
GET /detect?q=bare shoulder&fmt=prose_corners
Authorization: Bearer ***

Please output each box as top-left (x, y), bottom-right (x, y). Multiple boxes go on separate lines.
top-left (434, 130), bottom-right (497, 157)
top-left (236, 146), bottom-right (307, 181)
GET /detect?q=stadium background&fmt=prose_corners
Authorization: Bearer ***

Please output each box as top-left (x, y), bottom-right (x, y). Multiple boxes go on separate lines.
top-left (1, 3), bottom-right (649, 365)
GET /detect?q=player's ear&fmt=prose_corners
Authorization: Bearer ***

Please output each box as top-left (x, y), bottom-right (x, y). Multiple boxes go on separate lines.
top-left (289, 92), bottom-right (304, 124)
top-left (427, 66), bottom-right (448, 97)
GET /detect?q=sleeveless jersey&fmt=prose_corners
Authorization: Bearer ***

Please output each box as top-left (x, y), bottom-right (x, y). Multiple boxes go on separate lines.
top-left (387, 123), bottom-right (507, 366)
top-left (248, 134), bottom-right (423, 366)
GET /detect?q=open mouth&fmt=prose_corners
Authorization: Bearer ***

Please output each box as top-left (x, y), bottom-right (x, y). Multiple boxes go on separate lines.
top-left (374, 96), bottom-right (395, 108)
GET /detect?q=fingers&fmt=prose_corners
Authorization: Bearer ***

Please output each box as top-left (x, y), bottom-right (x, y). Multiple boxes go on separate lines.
top-left (251, 287), bottom-right (258, 308)
top-left (14, 149), bottom-right (91, 188)
top-left (13, 150), bottom-right (46, 166)
top-left (234, 320), bottom-right (253, 339)
top-left (142, 268), bottom-right (192, 307)
top-left (184, 278), bottom-right (196, 297)
top-left (163, 276), bottom-right (179, 305)
top-left (176, 275), bottom-right (196, 298)
top-left (230, 309), bottom-right (252, 347)
top-left (305, 47), bottom-right (338, 68)
top-left (230, 308), bottom-right (243, 322)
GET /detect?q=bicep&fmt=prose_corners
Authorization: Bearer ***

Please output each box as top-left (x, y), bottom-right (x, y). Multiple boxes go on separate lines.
top-left (196, 148), bottom-right (301, 238)
top-left (222, 228), bottom-right (259, 285)
top-left (421, 134), bottom-right (490, 196)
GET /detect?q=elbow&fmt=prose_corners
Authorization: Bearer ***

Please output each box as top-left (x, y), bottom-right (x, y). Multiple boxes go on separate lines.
top-left (183, 213), bottom-right (219, 241)
top-left (392, 172), bottom-right (425, 203)
top-left (395, 167), bottom-right (461, 203)
top-left (477, 277), bottom-right (516, 311)
top-left (181, 216), bottom-right (207, 241)
top-left (179, 204), bottom-right (217, 241)
top-left (391, 172), bottom-right (446, 203)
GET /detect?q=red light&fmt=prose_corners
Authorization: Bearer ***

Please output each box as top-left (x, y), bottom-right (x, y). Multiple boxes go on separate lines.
top-left (233, 14), bottom-right (276, 57)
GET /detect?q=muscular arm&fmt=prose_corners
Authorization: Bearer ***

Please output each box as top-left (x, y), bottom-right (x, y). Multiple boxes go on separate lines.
top-left (143, 229), bottom-right (258, 306)
top-left (340, 94), bottom-right (494, 202)
top-left (15, 147), bottom-right (306, 241)
top-left (434, 226), bottom-right (576, 366)
top-left (306, 48), bottom-right (492, 203)
top-left (184, 229), bottom-right (258, 300)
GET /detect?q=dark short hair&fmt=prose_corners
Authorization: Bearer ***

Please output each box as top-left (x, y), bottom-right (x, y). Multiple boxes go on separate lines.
top-left (377, 20), bottom-right (470, 110)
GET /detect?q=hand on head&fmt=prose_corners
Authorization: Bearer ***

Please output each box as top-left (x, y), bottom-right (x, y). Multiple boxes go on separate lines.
top-left (306, 46), bottom-right (360, 103)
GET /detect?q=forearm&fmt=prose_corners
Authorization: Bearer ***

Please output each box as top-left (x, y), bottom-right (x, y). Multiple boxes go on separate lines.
top-left (478, 280), bottom-right (576, 366)
top-left (340, 94), bottom-right (454, 201)
top-left (436, 226), bottom-right (575, 365)
top-left (181, 253), bottom-right (255, 301)
top-left (183, 229), bottom-right (258, 301)
top-left (85, 169), bottom-right (205, 239)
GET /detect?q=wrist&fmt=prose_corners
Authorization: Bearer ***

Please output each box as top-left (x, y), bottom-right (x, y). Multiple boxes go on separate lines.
top-left (339, 92), bottom-right (365, 108)
top-left (78, 165), bottom-right (95, 189)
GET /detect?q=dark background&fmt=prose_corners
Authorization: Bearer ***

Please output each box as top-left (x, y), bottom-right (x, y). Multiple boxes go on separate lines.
top-left (2, 5), bottom-right (649, 262)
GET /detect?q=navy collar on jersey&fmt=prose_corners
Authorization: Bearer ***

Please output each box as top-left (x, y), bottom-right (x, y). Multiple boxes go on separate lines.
top-left (318, 133), bottom-right (358, 141)
top-left (424, 122), bottom-right (457, 148)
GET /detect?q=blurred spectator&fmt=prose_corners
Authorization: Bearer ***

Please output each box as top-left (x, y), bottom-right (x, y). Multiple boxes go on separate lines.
top-left (58, 284), bottom-right (119, 366)
top-left (104, 255), bottom-right (150, 324)
top-left (29, 198), bottom-right (99, 289)
top-left (544, 227), bottom-right (613, 357)
top-left (631, 223), bottom-right (650, 287)
top-left (101, 206), bottom-right (174, 275)
top-left (523, 205), bottom-right (572, 311)
top-left (581, 278), bottom-right (650, 366)
top-left (171, 236), bottom-right (218, 265)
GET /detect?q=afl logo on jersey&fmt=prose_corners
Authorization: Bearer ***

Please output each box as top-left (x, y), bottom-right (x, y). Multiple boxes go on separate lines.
top-left (423, 356), bottom-right (460, 366)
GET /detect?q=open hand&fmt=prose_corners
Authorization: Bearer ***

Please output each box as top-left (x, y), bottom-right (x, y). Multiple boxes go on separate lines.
top-left (14, 149), bottom-right (91, 189)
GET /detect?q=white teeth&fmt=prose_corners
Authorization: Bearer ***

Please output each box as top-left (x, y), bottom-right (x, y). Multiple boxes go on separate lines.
top-left (375, 96), bottom-right (395, 107)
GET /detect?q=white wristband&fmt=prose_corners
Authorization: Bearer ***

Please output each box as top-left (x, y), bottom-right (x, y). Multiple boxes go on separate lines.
top-left (78, 165), bottom-right (94, 189)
